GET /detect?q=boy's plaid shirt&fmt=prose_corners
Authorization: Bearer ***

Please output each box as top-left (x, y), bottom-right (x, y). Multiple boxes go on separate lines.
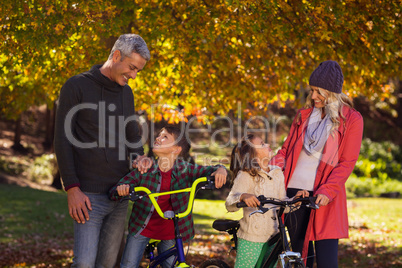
top-left (109, 159), bottom-right (219, 242)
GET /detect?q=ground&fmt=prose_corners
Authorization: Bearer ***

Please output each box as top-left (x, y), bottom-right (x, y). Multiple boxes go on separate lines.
top-left (0, 118), bottom-right (235, 267)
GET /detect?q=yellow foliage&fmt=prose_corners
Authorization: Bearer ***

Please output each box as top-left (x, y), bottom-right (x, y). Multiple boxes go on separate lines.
top-left (0, 0), bottom-right (399, 121)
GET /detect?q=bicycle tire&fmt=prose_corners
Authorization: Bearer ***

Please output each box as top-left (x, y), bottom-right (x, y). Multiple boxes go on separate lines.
top-left (199, 258), bottom-right (230, 268)
top-left (294, 259), bottom-right (306, 268)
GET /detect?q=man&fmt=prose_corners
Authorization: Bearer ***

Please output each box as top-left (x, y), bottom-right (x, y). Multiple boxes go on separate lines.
top-left (54, 34), bottom-right (151, 267)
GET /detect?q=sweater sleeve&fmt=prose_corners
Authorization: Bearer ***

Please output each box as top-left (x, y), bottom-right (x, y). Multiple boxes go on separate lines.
top-left (54, 79), bottom-right (81, 190)
top-left (185, 162), bottom-right (223, 184)
top-left (225, 171), bottom-right (254, 212)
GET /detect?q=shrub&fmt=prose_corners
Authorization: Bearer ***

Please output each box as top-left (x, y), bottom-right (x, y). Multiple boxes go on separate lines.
top-left (353, 139), bottom-right (402, 182)
top-left (346, 174), bottom-right (402, 198)
top-left (0, 155), bottom-right (29, 175)
top-left (26, 154), bottom-right (57, 184)
top-left (347, 138), bottom-right (402, 197)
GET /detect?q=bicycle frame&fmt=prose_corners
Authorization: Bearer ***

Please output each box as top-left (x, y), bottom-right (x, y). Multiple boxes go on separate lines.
top-left (261, 207), bottom-right (301, 268)
top-left (236, 196), bottom-right (317, 268)
top-left (128, 176), bottom-right (214, 268)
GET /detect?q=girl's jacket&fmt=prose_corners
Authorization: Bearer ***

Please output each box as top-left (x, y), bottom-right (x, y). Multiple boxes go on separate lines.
top-left (225, 169), bottom-right (291, 243)
top-left (269, 106), bottom-right (363, 258)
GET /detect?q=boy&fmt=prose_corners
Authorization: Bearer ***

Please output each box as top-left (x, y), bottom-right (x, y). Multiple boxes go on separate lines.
top-left (109, 125), bottom-right (227, 268)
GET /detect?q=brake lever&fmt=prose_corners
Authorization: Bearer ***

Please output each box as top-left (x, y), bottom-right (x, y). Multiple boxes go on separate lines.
top-left (128, 188), bottom-right (141, 202)
top-left (249, 205), bottom-right (269, 216)
top-left (307, 203), bottom-right (320, 209)
top-left (306, 197), bottom-right (319, 209)
top-left (201, 178), bottom-right (215, 190)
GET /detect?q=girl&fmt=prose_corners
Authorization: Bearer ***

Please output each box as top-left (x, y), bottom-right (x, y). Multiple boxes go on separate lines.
top-left (225, 134), bottom-right (308, 268)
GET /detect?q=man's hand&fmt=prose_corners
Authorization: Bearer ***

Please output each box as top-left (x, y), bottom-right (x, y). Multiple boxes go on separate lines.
top-left (240, 193), bottom-right (260, 208)
top-left (211, 167), bottom-right (227, 188)
top-left (116, 184), bottom-right (130, 196)
top-left (315, 193), bottom-right (330, 207)
top-left (67, 187), bottom-right (92, 224)
top-left (132, 155), bottom-right (153, 174)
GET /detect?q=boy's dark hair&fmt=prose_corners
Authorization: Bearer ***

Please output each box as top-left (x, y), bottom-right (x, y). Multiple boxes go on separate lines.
top-left (159, 124), bottom-right (193, 162)
top-left (230, 134), bottom-right (261, 184)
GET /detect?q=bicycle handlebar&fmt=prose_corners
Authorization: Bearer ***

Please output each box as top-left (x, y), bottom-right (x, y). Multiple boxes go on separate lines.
top-left (236, 195), bottom-right (319, 209)
top-left (124, 175), bottom-right (216, 220)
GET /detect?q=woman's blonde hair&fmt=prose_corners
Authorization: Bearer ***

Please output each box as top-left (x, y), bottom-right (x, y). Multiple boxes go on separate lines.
top-left (305, 86), bottom-right (354, 133)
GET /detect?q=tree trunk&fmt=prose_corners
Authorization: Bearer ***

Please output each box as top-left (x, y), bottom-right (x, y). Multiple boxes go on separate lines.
top-left (50, 102), bottom-right (62, 189)
top-left (43, 103), bottom-right (56, 151)
top-left (11, 114), bottom-right (26, 152)
top-left (13, 115), bottom-right (22, 145)
top-left (51, 170), bottom-right (63, 189)
top-left (396, 78), bottom-right (402, 129)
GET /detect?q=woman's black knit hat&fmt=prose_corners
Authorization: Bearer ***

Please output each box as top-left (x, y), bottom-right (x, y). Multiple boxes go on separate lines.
top-left (309, 60), bottom-right (344, 94)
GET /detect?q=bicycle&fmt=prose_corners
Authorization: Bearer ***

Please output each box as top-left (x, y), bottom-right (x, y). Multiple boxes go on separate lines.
top-left (199, 196), bottom-right (319, 268)
top-left (122, 175), bottom-right (218, 268)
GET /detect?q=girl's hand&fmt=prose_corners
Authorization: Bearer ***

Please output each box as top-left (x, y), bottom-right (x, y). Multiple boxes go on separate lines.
top-left (293, 190), bottom-right (309, 207)
top-left (294, 190), bottom-right (309, 198)
top-left (240, 193), bottom-right (260, 208)
top-left (315, 194), bottom-right (330, 207)
top-left (211, 167), bottom-right (227, 188)
top-left (116, 184), bottom-right (130, 196)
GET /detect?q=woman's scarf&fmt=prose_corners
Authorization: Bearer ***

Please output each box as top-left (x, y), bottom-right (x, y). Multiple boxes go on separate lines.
top-left (303, 107), bottom-right (333, 158)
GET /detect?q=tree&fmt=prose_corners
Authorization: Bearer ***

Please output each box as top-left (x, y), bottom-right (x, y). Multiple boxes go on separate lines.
top-left (1, 0), bottom-right (400, 123)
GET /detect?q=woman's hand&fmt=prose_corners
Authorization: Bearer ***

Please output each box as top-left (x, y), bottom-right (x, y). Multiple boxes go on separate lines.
top-left (116, 184), bottom-right (130, 196)
top-left (240, 193), bottom-right (260, 208)
top-left (315, 193), bottom-right (330, 207)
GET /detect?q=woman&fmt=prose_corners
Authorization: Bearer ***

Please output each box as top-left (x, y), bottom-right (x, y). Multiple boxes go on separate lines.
top-left (269, 60), bottom-right (363, 267)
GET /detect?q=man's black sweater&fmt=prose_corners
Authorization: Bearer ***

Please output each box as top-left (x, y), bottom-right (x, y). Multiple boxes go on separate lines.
top-left (54, 65), bottom-right (144, 193)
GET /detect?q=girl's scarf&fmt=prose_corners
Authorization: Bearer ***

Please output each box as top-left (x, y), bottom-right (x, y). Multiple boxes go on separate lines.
top-left (303, 107), bottom-right (333, 157)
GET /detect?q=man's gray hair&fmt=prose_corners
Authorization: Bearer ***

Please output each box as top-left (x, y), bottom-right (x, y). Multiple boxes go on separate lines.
top-left (108, 34), bottom-right (150, 61)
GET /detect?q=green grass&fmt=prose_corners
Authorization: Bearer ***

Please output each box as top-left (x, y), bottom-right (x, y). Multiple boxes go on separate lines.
top-left (193, 198), bottom-right (402, 245)
top-left (1, 185), bottom-right (401, 267)
top-left (193, 198), bottom-right (402, 267)
top-left (0, 184), bottom-right (73, 244)
top-left (193, 199), bottom-right (242, 233)
top-left (345, 198), bottom-right (402, 262)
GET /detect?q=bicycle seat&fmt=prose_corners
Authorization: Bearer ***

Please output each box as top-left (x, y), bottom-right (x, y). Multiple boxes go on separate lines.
top-left (212, 219), bottom-right (239, 231)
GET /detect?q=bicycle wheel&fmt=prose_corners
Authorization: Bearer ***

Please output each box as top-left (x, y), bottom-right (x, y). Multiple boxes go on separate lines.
top-left (199, 258), bottom-right (230, 268)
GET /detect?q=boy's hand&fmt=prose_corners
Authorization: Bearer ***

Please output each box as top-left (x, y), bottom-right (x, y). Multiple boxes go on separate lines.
top-left (116, 184), bottom-right (130, 196)
top-left (211, 167), bottom-right (227, 188)
top-left (240, 193), bottom-right (260, 208)
top-left (133, 155), bottom-right (152, 174)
